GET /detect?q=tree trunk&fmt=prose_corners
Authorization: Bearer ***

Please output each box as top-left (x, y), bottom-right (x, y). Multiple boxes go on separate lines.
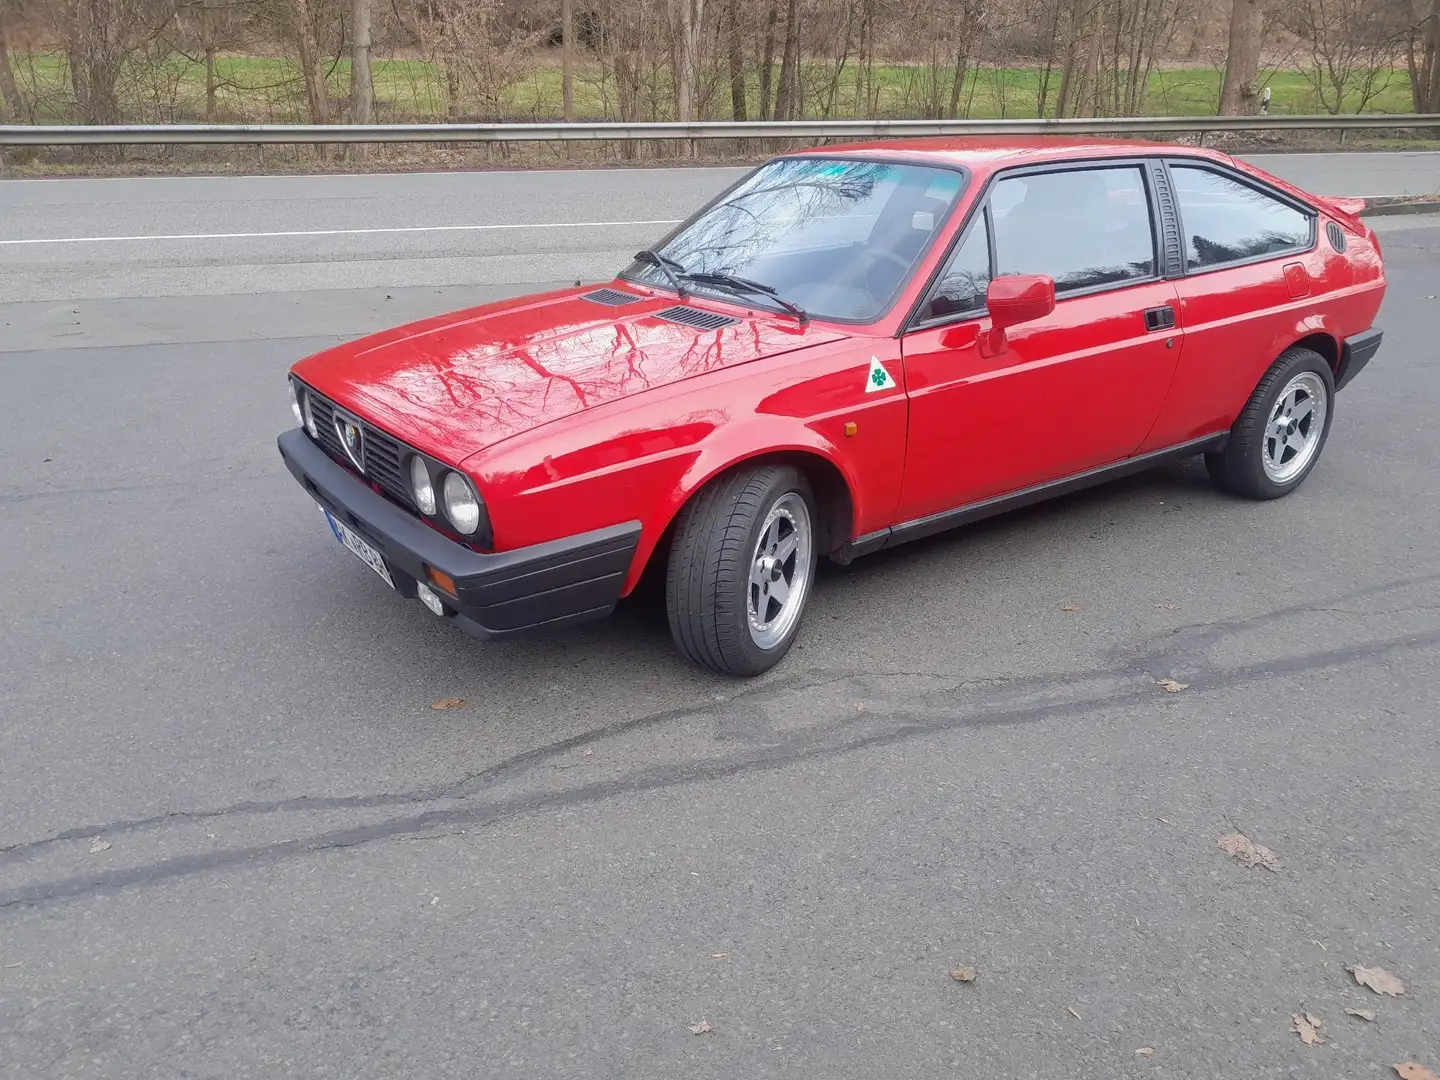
top-left (0, 19), bottom-right (21, 122)
top-left (948, 48), bottom-right (969, 120)
top-left (758, 0), bottom-right (779, 120)
top-left (1218, 0), bottom-right (1264, 115)
top-left (201, 0), bottom-right (217, 121)
top-left (774, 0), bottom-right (800, 120)
top-left (1080, 4), bottom-right (1101, 117)
top-left (675, 0), bottom-right (703, 122)
top-left (1056, 0), bottom-right (1088, 116)
top-left (726, 0), bottom-right (746, 120)
top-left (291, 0), bottom-right (330, 124)
top-left (351, 0), bottom-right (373, 123)
top-left (1425, 0), bottom-right (1440, 114)
top-left (562, 0), bottom-right (575, 121)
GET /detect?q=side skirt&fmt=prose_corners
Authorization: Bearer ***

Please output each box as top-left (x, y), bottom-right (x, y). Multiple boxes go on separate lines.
top-left (835, 433), bottom-right (1229, 563)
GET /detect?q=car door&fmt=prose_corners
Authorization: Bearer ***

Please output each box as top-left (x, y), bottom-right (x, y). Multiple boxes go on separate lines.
top-left (895, 161), bottom-right (1184, 524)
top-left (1137, 160), bottom-right (1321, 452)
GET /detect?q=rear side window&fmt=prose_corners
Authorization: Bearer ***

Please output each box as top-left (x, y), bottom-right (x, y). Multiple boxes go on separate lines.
top-left (990, 166), bottom-right (1156, 292)
top-left (1170, 165), bottom-right (1313, 269)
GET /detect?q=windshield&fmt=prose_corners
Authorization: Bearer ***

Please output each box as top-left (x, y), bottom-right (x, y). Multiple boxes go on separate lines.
top-left (624, 157), bottom-right (966, 323)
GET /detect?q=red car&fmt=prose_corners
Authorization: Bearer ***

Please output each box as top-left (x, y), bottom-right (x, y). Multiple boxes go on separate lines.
top-left (279, 138), bottom-right (1385, 675)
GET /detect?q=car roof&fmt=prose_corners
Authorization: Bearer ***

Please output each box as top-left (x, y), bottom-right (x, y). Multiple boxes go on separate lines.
top-left (781, 137), bottom-right (1233, 176)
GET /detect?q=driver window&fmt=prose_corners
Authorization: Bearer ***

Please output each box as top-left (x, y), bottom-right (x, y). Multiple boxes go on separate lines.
top-left (923, 215), bottom-right (992, 321)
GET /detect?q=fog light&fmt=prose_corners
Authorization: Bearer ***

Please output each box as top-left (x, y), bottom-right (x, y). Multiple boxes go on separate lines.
top-left (416, 582), bottom-right (446, 617)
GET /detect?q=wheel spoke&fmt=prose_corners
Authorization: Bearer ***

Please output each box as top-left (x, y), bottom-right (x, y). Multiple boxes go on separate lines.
top-left (769, 576), bottom-right (790, 607)
top-left (1269, 432), bottom-right (1286, 464)
top-left (775, 532), bottom-right (799, 562)
top-left (1291, 397), bottom-right (1313, 425)
top-left (749, 561), bottom-right (767, 592)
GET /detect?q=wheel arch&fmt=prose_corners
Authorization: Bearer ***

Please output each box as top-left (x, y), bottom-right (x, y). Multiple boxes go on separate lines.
top-left (1287, 330), bottom-right (1341, 376)
top-left (627, 446), bottom-right (858, 595)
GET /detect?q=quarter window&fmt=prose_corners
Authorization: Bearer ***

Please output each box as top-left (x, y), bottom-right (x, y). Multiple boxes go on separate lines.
top-left (924, 215), bottom-right (991, 320)
top-left (1170, 165), bottom-right (1312, 269)
top-left (990, 166), bottom-right (1156, 292)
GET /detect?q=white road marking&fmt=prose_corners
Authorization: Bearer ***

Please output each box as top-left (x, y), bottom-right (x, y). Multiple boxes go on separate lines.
top-left (0, 219), bottom-right (684, 246)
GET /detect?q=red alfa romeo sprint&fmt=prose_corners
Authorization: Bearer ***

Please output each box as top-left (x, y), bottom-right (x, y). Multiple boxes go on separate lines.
top-left (279, 138), bottom-right (1386, 675)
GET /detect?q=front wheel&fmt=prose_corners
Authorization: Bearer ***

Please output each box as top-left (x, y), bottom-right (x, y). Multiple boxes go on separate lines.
top-left (666, 464), bottom-right (818, 676)
top-left (1206, 347), bottom-right (1335, 500)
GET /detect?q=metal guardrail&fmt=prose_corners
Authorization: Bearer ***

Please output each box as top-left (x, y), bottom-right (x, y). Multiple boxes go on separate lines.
top-left (2, 114), bottom-right (1439, 146)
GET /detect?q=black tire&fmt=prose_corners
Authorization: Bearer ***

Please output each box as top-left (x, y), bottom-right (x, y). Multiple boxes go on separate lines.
top-left (665, 464), bottom-right (818, 677)
top-left (1206, 346), bottom-right (1335, 500)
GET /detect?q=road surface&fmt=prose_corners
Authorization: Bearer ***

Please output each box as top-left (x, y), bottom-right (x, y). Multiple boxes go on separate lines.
top-left (2, 155), bottom-right (1439, 1079)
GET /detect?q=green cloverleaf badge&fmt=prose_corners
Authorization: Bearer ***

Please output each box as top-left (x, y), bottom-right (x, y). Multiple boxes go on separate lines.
top-left (865, 356), bottom-right (896, 394)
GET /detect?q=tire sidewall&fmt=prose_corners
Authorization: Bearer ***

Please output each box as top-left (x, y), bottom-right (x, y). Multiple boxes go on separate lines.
top-left (1243, 350), bottom-right (1336, 498)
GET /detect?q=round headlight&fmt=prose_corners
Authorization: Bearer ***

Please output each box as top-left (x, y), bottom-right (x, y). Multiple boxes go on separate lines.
top-left (442, 471), bottom-right (481, 535)
top-left (409, 456), bottom-right (437, 516)
top-left (288, 380), bottom-right (303, 425)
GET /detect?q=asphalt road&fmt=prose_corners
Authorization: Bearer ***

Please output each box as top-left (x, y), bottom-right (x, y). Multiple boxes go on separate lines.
top-left (2, 157), bottom-right (1439, 1079)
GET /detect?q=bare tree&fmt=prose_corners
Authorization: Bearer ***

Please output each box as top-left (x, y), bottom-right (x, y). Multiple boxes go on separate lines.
top-left (286, 0), bottom-right (330, 122)
top-left (0, 0), bottom-right (22, 122)
top-left (1219, 0), bottom-right (1264, 113)
top-left (1401, 0), bottom-right (1440, 111)
top-left (1282, 0), bottom-right (1398, 113)
top-left (673, 0), bottom-right (703, 121)
top-left (561, 0), bottom-right (575, 120)
top-left (51, 0), bottom-right (182, 124)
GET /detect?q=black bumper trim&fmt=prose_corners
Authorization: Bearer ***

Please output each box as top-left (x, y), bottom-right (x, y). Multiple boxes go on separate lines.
top-left (1337, 327), bottom-right (1381, 391)
top-left (278, 428), bottom-right (642, 638)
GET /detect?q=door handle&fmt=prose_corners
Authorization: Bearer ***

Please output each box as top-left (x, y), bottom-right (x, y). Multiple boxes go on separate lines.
top-left (1143, 305), bottom-right (1176, 332)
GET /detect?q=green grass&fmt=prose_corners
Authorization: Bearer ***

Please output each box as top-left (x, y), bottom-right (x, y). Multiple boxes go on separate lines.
top-left (5, 52), bottom-right (1418, 125)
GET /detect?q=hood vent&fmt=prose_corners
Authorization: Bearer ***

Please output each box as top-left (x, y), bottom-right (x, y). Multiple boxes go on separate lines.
top-left (655, 305), bottom-right (739, 331)
top-left (581, 287), bottom-right (643, 307)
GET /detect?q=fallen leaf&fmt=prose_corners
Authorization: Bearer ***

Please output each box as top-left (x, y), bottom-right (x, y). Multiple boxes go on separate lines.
top-left (1293, 1012), bottom-right (1325, 1045)
top-left (1135, 1047), bottom-right (1155, 1057)
top-left (949, 966), bottom-right (978, 983)
top-left (688, 1019), bottom-right (714, 1035)
top-left (1351, 965), bottom-right (1406, 997)
top-left (1395, 1065), bottom-right (1439, 1080)
top-left (1156, 603), bottom-right (1179, 610)
top-left (89, 840), bottom-right (112, 854)
top-left (430, 697), bottom-right (465, 710)
top-left (1217, 830), bottom-right (1281, 871)
top-left (1345, 1006), bottom-right (1378, 1021)
top-left (1061, 605), bottom-right (1080, 612)
top-left (710, 953), bottom-right (729, 959)
top-left (1066, 1005), bottom-right (1082, 1020)
top-left (1157, 678), bottom-right (1189, 693)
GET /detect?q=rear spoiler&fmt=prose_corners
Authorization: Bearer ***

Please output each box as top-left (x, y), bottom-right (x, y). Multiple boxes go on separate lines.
top-left (1316, 195), bottom-right (1367, 226)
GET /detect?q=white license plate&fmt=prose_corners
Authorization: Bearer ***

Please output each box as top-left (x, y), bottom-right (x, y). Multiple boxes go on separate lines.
top-left (320, 506), bottom-right (394, 589)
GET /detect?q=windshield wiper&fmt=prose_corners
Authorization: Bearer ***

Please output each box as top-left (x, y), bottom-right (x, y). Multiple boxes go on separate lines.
top-left (680, 271), bottom-right (810, 326)
top-left (633, 249), bottom-right (687, 297)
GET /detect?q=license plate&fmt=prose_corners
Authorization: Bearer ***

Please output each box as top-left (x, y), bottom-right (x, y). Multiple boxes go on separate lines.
top-left (320, 506), bottom-right (394, 589)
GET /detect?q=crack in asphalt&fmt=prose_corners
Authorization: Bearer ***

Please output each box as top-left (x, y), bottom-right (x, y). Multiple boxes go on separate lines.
top-left (2, 572), bottom-right (1438, 912)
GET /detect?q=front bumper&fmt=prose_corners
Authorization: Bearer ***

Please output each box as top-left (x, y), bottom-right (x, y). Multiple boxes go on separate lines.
top-left (278, 428), bottom-right (642, 639)
top-left (1337, 327), bottom-right (1382, 391)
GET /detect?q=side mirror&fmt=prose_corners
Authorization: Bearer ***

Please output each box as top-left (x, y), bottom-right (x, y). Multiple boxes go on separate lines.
top-left (981, 274), bottom-right (1056, 357)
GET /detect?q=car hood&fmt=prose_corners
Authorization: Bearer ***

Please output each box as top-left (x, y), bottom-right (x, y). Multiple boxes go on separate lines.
top-left (293, 285), bottom-right (848, 461)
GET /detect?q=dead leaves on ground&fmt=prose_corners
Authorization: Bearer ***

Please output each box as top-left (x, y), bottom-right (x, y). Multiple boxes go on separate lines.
top-left (1157, 678), bottom-right (1189, 693)
top-left (1293, 1012), bottom-right (1326, 1045)
top-left (1351, 965), bottom-right (1407, 997)
top-left (1395, 1065), bottom-right (1439, 1080)
top-left (1135, 1047), bottom-right (1155, 1057)
top-left (1345, 1006), bottom-right (1379, 1021)
top-left (687, 1019), bottom-right (713, 1035)
top-left (88, 839), bottom-right (112, 854)
top-left (1217, 830), bottom-right (1281, 871)
top-left (429, 697), bottom-right (466, 710)
top-left (949, 965), bottom-right (978, 984)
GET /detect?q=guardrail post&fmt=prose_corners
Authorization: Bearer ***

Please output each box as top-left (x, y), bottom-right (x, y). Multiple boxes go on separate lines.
top-left (256, 142), bottom-right (264, 169)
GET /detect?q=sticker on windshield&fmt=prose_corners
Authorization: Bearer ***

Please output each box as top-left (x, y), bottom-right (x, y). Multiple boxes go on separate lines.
top-left (865, 356), bottom-right (897, 393)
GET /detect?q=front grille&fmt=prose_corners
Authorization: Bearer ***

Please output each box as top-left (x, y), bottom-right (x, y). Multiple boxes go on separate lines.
top-left (303, 388), bottom-right (414, 511)
top-left (654, 305), bottom-right (739, 331)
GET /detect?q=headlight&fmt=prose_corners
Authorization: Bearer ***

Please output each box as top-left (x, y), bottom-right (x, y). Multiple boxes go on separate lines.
top-left (409, 456), bottom-right (437, 516)
top-left (301, 391), bottom-right (318, 438)
top-left (289, 380), bottom-right (303, 425)
top-left (442, 471), bottom-right (481, 535)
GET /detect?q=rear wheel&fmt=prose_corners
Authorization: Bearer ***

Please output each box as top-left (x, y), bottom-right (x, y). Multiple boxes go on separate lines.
top-left (665, 464), bottom-right (817, 676)
top-left (1206, 347), bottom-right (1334, 500)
